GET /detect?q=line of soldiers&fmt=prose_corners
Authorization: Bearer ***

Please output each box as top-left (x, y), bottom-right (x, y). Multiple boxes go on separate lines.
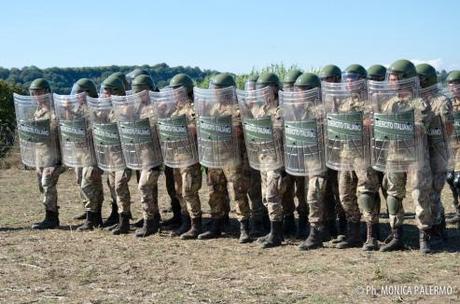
top-left (13, 59), bottom-right (460, 254)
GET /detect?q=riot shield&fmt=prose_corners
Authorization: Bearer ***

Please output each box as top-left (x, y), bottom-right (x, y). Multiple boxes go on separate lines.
top-left (420, 84), bottom-right (453, 172)
top-left (322, 79), bottom-right (369, 171)
top-left (87, 96), bottom-right (126, 171)
top-left (368, 77), bottom-right (422, 173)
top-left (448, 83), bottom-right (460, 169)
top-left (152, 87), bottom-right (198, 168)
top-left (279, 88), bottom-right (325, 176)
top-left (194, 86), bottom-right (240, 168)
top-left (13, 93), bottom-right (60, 168)
top-left (112, 90), bottom-right (162, 170)
top-left (237, 86), bottom-right (283, 171)
top-left (54, 92), bottom-right (96, 168)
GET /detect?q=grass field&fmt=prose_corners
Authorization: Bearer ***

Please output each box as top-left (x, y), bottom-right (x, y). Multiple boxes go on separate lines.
top-left (0, 167), bottom-right (459, 304)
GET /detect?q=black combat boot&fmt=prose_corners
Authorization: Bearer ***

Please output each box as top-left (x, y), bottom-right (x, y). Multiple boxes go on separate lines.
top-left (419, 229), bottom-right (433, 254)
top-left (171, 213), bottom-right (191, 237)
top-left (260, 221), bottom-right (284, 249)
top-left (32, 210), bottom-right (60, 230)
top-left (362, 222), bottom-right (379, 251)
top-left (239, 219), bottom-right (252, 243)
top-left (296, 214), bottom-right (309, 239)
top-left (325, 219), bottom-right (338, 241)
top-left (103, 202), bottom-right (119, 228)
top-left (180, 216), bottom-right (202, 240)
top-left (283, 213), bottom-right (296, 237)
top-left (135, 214), bottom-right (160, 238)
top-left (250, 216), bottom-right (266, 237)
top-left (380, 226), bottom-right (404, 252)
top-left (198, 217), bottom-right (224, 240)
top-left (298, 225), bottom-right (323, 251)
top-left (77, 211), bottom-right (102, 231)
top-left (112, 213), bottom-right (130, 235)
top-left (161, 197), bottom-right (182, 229)
top-left (336, 222), bottom-right (362, 249)
top-left (73, 211), bottom-right (86, 220)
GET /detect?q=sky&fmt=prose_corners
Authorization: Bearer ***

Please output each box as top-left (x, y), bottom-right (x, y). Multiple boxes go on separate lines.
top-left (1, 0), bottom-right (459, 73)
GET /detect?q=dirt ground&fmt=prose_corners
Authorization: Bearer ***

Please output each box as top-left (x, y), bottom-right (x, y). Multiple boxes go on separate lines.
top-left (0, 168), bottom-right (459, 304)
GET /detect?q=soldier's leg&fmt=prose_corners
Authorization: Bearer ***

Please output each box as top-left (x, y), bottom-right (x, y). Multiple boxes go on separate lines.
top-left (299, 174), bottom-right (327, 251)
top-left (259, 169), bottom-right (284, 248)
top-left (248, 166), bottom-right (268, 236)
top-left (282, 174), bottom-right (296, 236)
top-left (431, 171), bottom-right (447, 240)
top-left (162, 165), bottom-right (181, 227)
top-left (324, 169), bottom-right (339, 240)
top-left (73, 167), bottom-right (86, 220)
top-left (179, 163), bottom-right (203, 240)
top-left (112, 169), bottom-right (132, 235)
top-left (356, 167), bottom-right (381, 251)
top-left (380, 172), bottom-right (406, 252)
top-left (170, 167), bottom-right (191, 236)
top-left (198, 168), bottom-right (227, 239)
top-left (336, 170), bottom-right (361, 249)
top-left (224, 164), bottom-right (251, 243)
top-left (104, 173), bottom-right (119, 227)
top-left (77, 166), bottom-right (104, 231)
top-left (294, 176), bottom-right (309, 239)
top-left (448, 171), bottom-right (460, 224)
top-left (135, 167), bottom-right (161, 237)
top-left (32, 166), bottom-right (61, 229)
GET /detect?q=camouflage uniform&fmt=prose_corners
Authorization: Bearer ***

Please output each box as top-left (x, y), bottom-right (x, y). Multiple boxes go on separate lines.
top-left (34, 106), bottom-right (62, 212)
top-left (282, 175), bottom-right (308, 217)
top-left (382, 96), bottom-right (434, 230)
top-left (171, 102), bottom-right (202, 219)
top-left (206, 101), bottom-right (250, 221)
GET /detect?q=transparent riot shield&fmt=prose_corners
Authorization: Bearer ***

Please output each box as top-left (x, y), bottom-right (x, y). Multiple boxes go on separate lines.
top-left (279, 88), bottom-right (325, 176)
top-left (368, 77), bottom-right (422, 173)
top-left (152, 87), bottom-right (198, 168)
top-left (87, 96), bottom-right (126, 171)
top-left (237, 86), bottom-right (283, 171)
top-left (54, 92), bottom-right (96, 168)
top-left (322, 79), bottom-right (369, 171)
top-left (194, 86), bottom-right (240, 168)
top-left (448, 83), bottom-right (460, 169)
top-left (13, 93), bottom-right (60, 168)
top-left (112, 90), bottom-right (162, 170)
top-left (420, 84), bottom-right (453, 172)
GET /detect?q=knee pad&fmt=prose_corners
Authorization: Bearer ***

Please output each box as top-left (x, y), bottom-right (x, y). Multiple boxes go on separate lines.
top-left (386, 195), bottom-right (402, 215)
top-left (358, 193), bottom-right (375, 211)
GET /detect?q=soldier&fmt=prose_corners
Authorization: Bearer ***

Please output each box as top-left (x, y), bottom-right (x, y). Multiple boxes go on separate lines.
top-left (417, 63), bottom-right (452, 241)
top-left (126, 68), bottom-right (150, 86)
top-left (281, 69), bottom-right (309, 238)
top-left (318, 65), bottom-right (347, 241)
top-left (447, 70), bottom-right (460, 225)
top-left (195, 73), bottom-right (252, 243)
top-left (55, 78), bottom-right (104, 230)
top-left (90, 75), bottom-right (133, 235)
top-left (14, 79), bottom-right (62, 229)
top-left (112, 74), bottom-right (163, 237)
top-left (245, 74), bottom-right (259, 91)
top-left (157, 73), bottom-right (203, 239)
top-left (370, 59), bottom-right (435, 254)
top-left (238, 72), bottom-right (286, 248)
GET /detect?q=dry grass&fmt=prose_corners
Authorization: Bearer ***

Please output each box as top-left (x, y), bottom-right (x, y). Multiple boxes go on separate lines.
top-left (0, 168), bottom-right (459, 304)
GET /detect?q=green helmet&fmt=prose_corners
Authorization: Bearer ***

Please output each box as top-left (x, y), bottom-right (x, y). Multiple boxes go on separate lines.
top-left (416, 64), bottom-right (437, 88)
top-left (367, 65), bottom-right (387, 81)
top-left (210, 73), bottom-right (236, 89)
top-left (101, 75), bottom-right (126, 96)
top-left (283, 69), bottom-right (303, 86)
top-left (343, 64), bottom-right (367, 81)
top-left (387, 59), bottom-right (417, 80)
top-left (127, 68), bottom-right (150, 82)
top-left (169, 73), bottom-right (194, 95)
top-left (319, 65), bottom-right (341, 82)
top-left (294, 73), bottom-right (321, 90)
top-left (71, 78), bottom-right (98, 98)
top-left (447, 70), bottom-right (460, 84)
top-left (132, 75), bottom-right (155, 94)
top-left (109, 72), bottom-right (129, 90)
top-left (29, 78), bottom-right (51, 94)
top-left (256, 72), bottom-right (280, 89)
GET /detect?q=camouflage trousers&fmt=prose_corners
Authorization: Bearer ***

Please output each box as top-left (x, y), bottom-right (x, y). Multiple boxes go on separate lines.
top-left (207, 164), bottom-right (250, 221)
top-left (165, 165), bottom-right (180, 206)
top-left (36, 166), bottom-right (62, 212)
top-left (324, 169), bottom-right (343, 222)
top-left (247, 166), bottom-right (266, 219)
top-left (383, 162), bottom-right (434, 230)
top-left (174, 163), bottom-right (202, 219)
top-left (107, 169), bottom-right (132, 214)
top-left (431, 171), bottom-right (447, 226)
top-left (338, 166), bottom-right (380, 224)
top-left (261, 169), bottom-right (286, 222)
top-left (75, 166), bottom-right (104, 213)
top-left (282, 174), bottom-right (308, 217)
top-left (138, 167), bottom-right (161, 220)
top-left (306, 173), bottom-right (327, 228)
